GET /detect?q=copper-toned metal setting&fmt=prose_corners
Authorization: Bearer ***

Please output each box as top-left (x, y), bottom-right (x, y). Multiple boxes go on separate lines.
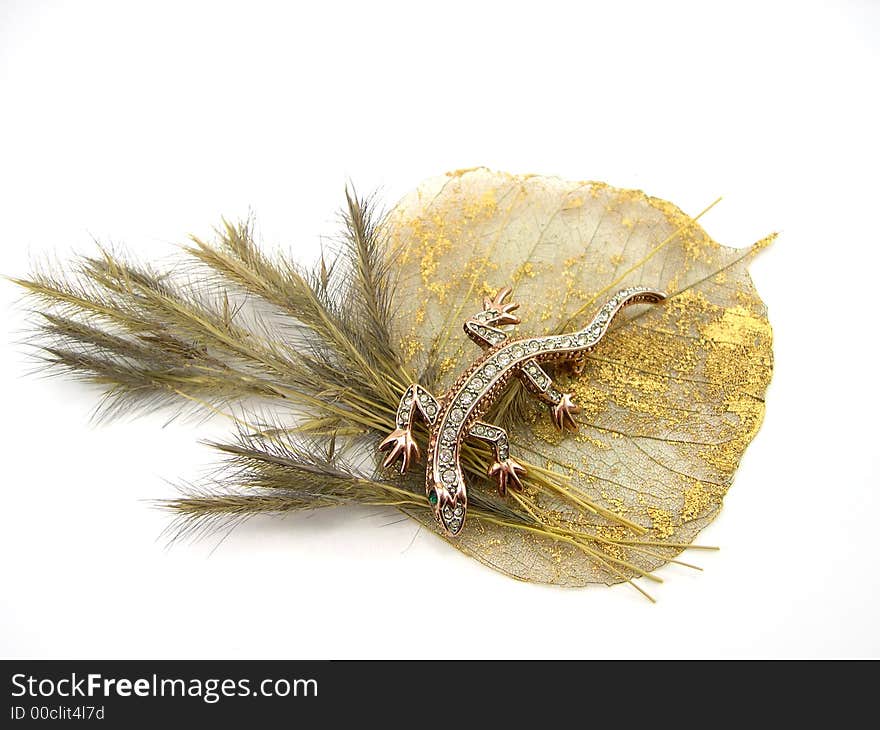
top-left (378, 285), bottom-right (667, 537)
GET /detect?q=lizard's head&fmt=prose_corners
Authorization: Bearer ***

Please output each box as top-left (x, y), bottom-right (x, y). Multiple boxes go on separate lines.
top-left (428, 482), bottom-right (466, 536)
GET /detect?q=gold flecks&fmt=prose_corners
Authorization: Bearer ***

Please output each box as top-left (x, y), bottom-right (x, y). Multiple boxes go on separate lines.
top-left (646, 506), bottom-right (675, 538)
top-left (703, 305), bottom-right (772, 348)
top-left (574, 432), bottom-right (609, 450)
top-left (511, 261), bottom-right (536, 282)
top-left (531, 417), bottom-right (565, 446)
top-left (601, 493), bottom-right (629, 517)
top-left (400, 336), bottom-right (422, 360)
top-left (751, 232), bottom-right (778, 253)
top-left (682, 480), bottom-right (716, 522)
top-left (438, 356), bottom-right (458, 377)
top-left (478, 280), bottom-right (497, 298)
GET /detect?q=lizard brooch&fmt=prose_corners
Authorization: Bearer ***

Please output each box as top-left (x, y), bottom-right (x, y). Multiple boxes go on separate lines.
top-left (379, 285), bottom-right (666, 536)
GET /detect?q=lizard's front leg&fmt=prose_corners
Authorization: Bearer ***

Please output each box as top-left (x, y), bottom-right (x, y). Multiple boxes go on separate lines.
top-left (468, 421), bottom-right (526, 496)
top-left (379, 385), bottom-right (439, 473)
top-left (517, 359), bottom-right (581, 431)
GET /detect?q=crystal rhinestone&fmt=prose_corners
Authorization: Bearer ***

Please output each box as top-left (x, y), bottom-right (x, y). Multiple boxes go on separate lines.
top-left (528, 340), bottom-right (539, 351)
top-left (483, 364), bottom-right (496, 378)
top-left (442, 470), bottom-right (456, 484)
top-left (403, 397), bottom-right (411, 407)
top-left (453, 505), bottom-right (463, 517)
top-left (449, 518), bottom-right (462, 532)
top-left (442, 428), bottom-right (457, 441)
top-left (470, 377), bottom-right (483, 390)
top-left (497, 353), bottom-right (510, 366)
top-left (473, 424), bottom-right (485, 435)
top-left (511, 345), bottom-right (523, 358)
top-left (442, 505), bottom-right (454, 520)
top-left (577, 333), bottom-right (588, 345)
top-left (460, 392), bottom-right (473, 405)
top-left (450, 408), bottom-right (464, 422)
top-left (400, 412), bottom-right (409, 423)
top-left (426, 405), bottom-right (436, 416)
top-left (439, 449), bottom-right (453, 463)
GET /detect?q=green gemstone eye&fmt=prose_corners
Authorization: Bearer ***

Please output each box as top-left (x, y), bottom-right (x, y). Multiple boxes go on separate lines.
top-left (428, 489), bottom-right (438, 506)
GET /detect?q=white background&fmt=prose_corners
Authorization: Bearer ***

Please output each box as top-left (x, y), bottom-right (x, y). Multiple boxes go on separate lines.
top-left (1, 0), bottom-right (878, 659)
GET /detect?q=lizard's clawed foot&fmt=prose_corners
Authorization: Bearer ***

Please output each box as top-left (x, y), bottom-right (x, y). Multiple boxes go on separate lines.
top-left (552, 393), bottom-right (581, 431)
top-left (482, 287), bottom-right (521, 327)
top-left (379, 427), bottom-right (421, 473)
top-left (488, 457), bottom-right (526, 496)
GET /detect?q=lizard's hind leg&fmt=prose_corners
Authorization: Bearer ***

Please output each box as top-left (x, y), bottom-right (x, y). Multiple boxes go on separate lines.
top-left (517, 359), bottom-right (581, 431)
top-left (468, 421), bottom-right (526, 496)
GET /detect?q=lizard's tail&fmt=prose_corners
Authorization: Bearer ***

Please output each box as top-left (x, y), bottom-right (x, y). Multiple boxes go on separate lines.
top-left (575, 286), bottom-right (667, 344)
